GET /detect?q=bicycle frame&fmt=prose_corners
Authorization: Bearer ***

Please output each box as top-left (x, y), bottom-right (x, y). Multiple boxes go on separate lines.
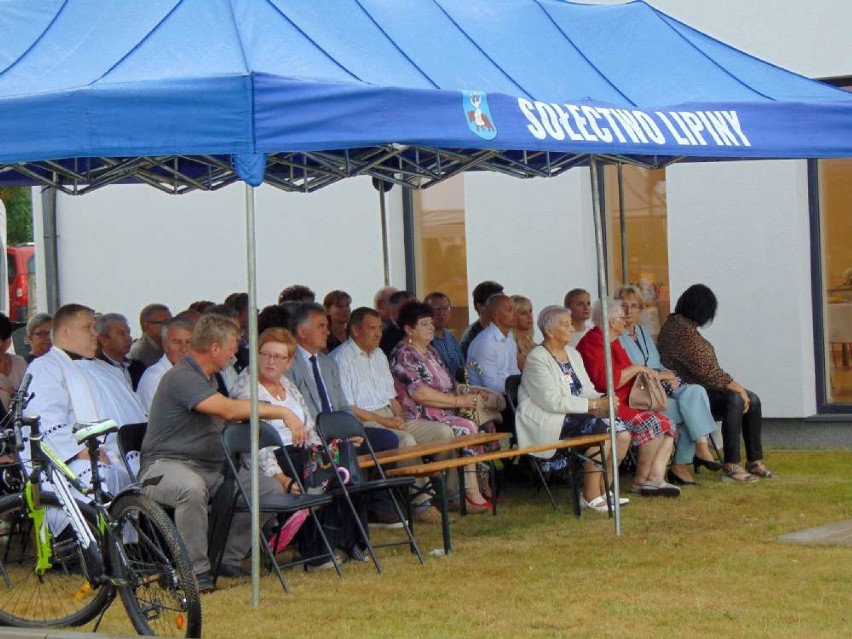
top-left (20, 422), bottom-right (109, 582)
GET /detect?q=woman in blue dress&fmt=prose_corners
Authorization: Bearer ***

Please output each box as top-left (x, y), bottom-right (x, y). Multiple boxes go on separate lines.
top-left (615, 286), bottom-right (720, 485)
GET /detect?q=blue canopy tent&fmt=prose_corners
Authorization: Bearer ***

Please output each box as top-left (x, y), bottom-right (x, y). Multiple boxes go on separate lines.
top-left (3, 0), bottom-right (852, 605)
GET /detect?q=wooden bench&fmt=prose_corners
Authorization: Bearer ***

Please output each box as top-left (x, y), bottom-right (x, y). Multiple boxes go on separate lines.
top-left (357, 432), bottom-right (508, 469)
top-left (385, 433), bottom-right (611, 554)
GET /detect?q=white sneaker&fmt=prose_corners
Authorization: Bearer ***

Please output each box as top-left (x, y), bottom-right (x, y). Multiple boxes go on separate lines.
top-left (607, 491), bottom-right (630, 506)
top-left (580, 495), bottom-right (610, 514)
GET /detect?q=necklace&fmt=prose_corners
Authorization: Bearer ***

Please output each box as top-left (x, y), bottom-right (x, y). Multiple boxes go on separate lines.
top-left (543, 342), bottom-right (568, 363)
top-left (631, 326), bottom-right (650, 365)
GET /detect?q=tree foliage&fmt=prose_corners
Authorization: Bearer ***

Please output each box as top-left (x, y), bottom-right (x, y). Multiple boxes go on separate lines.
top-left (0, 187), bottom-right (34, 245)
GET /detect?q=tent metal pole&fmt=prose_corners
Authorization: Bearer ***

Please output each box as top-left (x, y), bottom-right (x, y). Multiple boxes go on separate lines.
top-left (244, 182), bottom-right (261, 606)
top-left (379, 182), bottom-right (391, 286)
top-left (617, 163), bottom-right (628, 283)
top-left (589, 157), bottom-right (621, 536)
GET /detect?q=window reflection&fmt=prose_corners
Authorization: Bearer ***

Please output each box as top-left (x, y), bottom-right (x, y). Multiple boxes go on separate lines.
top-left (604, 164), bottom-right (670, 337)
top-left (412, 176), bottom-right (470, 335)
top-left (819, 157), bottom-right (852, 404)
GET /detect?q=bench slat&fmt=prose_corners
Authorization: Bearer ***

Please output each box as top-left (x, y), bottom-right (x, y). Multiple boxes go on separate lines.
top-left (358, 432), bottom-right (507, 469)
top-left (386, 434), bottom-right (609, 478)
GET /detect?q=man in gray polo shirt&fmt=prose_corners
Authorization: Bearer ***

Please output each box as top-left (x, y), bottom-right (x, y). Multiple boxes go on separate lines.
top-left (140, 314), bottom-right (306, 592)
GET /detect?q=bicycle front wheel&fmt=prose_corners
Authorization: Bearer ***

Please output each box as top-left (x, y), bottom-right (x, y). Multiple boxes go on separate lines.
top-left (0, 491), bottom-right (114, 627)
top-left (109, 493), bottom-right (202, 638)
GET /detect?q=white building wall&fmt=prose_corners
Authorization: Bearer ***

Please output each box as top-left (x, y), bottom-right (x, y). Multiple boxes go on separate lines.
top-left (464, 169), bottom-right (599, 341)
top-left (666, 161), bottom-right (815, 417)
top-left (44, 176), bottom-right (405, 326)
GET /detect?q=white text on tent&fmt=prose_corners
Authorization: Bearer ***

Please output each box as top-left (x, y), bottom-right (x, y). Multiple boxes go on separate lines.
top-left (517, 98), bottom-right (751, 148)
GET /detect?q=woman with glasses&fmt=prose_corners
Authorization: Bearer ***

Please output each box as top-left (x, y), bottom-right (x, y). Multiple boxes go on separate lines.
top-left (24, 312), bottom-right (52, 363)
top-left (576, 299), bottom-right (679, 497)
top-left (232, 327), bottom-right (362, 565)
top-left (390, 301), bottom-right (493, 512)
top-left (232, 328), bottom-right (320, 492)
top-left (615, 286), bottom-right (719, 486)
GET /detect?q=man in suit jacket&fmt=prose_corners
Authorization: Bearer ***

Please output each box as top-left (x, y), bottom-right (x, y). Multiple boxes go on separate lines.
top-left (287, 302), bottom-right (401, 527)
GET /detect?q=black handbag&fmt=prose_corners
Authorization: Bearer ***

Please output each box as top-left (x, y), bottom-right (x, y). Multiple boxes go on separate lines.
top-left (303, 438), bottom-right (363, 494)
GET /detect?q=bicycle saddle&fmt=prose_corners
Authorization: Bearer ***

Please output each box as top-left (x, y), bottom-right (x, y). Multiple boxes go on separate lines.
top-left (72, 419), bottom-right (119, 445)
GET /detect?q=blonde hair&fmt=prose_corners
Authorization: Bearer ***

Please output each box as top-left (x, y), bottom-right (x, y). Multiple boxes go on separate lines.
top-left (191, 314), bottom-right (240, 351)
top-left (511, 295), bottom-right (535, 357)
top-left (614, 285), bottom-right (646, 309)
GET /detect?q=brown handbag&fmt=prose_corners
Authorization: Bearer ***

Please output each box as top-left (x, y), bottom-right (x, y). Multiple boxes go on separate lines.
top-left (628, 371), bottom-right (668, 411)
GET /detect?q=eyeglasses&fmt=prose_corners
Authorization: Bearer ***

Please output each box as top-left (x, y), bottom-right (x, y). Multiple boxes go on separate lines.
top-left (32, 330), bottom-right (52, 338)
top-left (431, 306), bottom-right (450, 312)
top-left (259, 352), bottom-right (291, 362)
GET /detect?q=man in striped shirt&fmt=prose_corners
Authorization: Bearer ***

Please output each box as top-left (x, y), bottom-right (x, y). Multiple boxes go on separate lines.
top-left (332, 307), bottom-right (455, 523)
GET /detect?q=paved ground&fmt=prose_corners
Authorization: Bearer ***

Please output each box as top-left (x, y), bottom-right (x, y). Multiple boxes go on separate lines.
top-left (776, 519), bottom-right (852, 546)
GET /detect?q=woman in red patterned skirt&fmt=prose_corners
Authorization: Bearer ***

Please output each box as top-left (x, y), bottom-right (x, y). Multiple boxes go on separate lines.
top-left (577, 299), bottom-right (679, 498)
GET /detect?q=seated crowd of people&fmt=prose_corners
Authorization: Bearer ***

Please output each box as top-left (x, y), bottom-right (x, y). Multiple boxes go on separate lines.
top-left (11, 279), bottom-right (773, 592)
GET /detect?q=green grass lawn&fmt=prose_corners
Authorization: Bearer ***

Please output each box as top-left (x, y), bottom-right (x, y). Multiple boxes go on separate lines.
top-left (97, 451), bottom-right (852, 639)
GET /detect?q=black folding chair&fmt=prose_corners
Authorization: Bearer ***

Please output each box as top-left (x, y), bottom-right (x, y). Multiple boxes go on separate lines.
top-left (315, 411), bottom-right (424, 573)
top-left (115, 422), bottom-right (147, 482)
top-left (212, 422), bottom-right (341, 592)
top-left (505, 375), bottom-right (609, 517)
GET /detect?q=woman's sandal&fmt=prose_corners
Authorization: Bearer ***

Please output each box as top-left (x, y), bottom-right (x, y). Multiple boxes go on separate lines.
top-left (746, 461), bottom-right (776, 479)
top-left (721, 464), bottom-right (759, 483)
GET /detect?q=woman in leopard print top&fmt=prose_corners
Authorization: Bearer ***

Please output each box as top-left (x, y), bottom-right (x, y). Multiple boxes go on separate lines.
top-left (657, 284), bottom-right (774, 482)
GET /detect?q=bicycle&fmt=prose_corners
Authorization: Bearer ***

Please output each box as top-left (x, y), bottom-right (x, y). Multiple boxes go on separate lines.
top-left (0, 374), bottom-right (202, 637)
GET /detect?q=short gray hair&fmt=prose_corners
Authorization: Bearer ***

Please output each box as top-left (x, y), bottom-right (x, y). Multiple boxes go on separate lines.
top-left (591, 298), bottom-right (624, 326)
top-left (162, 314), bottom-right (196, 343)
top-left (26, 312), bottom-right (52, 336)
top-left (94, 313), bottom-right (129, 337)
top-left (537, 305), bottom-right (570, 336)
top-left (292, 302), bottom-right (326, 334)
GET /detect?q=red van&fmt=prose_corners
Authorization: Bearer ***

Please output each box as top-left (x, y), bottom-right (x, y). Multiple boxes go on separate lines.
top-left (7, 244), bottom-right (35, 322)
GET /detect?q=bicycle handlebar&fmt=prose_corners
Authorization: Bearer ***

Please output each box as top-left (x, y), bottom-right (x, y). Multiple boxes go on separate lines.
top-left (10, 373), bottom-right (33, 451)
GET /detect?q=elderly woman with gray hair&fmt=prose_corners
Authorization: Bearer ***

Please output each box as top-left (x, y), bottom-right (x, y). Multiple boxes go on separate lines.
top-left (616, 286), bottom-right (718, 485)
top-left (576, 299), bottom-right (679, 497)
top-left (24, 312), bottom-right (53, 363)
top-left (516, 305), bottom-right (631, 512)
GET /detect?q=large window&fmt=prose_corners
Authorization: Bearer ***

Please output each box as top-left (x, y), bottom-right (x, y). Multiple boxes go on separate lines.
top-left (411, 175), bottom-right (470, 334)
top-left (604, 164), bottom-right (670, 335)
top-left (812, 80), bottom-right (852, 410)
top-left (815, 157), bottom-right (852, 407)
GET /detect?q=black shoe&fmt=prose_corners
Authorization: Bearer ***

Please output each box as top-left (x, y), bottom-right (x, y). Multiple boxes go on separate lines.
top-left (667, 469), bottom-right (700, 486)
top-left (693, 455), bottom-right (722, 473)
top-left (218, 563), bottom-right (248, 578)
top-left (195, 571), bottom-right (216, 593)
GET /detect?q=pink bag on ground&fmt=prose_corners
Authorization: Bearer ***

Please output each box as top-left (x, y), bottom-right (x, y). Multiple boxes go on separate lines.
top-left (268, 509), bottom-right (309, 554)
